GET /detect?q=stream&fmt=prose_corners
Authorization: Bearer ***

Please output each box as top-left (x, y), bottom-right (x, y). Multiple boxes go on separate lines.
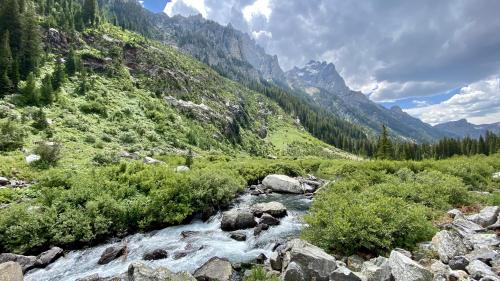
top-left (25, 191), bottom-right (312, 281)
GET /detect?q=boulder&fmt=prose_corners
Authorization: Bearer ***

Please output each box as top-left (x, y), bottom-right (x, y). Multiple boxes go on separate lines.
top-left (466, 247), bottom-right (498, 264)
top-left (260, 214), bottom-right (280, 226)
top-left (193, 257), bottom-right (233, 281)
top-left (470, 206), bottom-right (500, 227)
top-left (143, 157), bottom-right (164, 165)
top-left (255, 253), bottom-right (267, 264)
top-left (448, 270), bottom-right (468, 281)
top-left (98, 245), bottom-right (127, 265)
top-left (221, 209), bottom-right (256, 231)
top-left (142, 249), bottom-right (168, 261)
top-left (0, 177), bottom-right (8, 186)
top-left (389, 250), bottom-right (433, 281)
top-left (25, 154), bottom-right (40, 164)
top-left (361, 257), bottom-right (392, 281)
top-left (0, 253), bottom-right (36, 273)
top-left (281, 239), bottom-right (337, 281)
top-left (347, 255), bottom-right (364, 272)
top-left (262, 175), bottom-right (303, 194)
top-left (448, 256), bottom-right (469, 271)
top-left (128, 262), bottom-right (196, 281)
top-left (432, 230), bottom-right (469, 263)
top-left (0, 262), bottom-right (23, 281)
top-left (329, 266), bottom-right (362, 281)
top-left (451, 218), bottom-right (484, 237)
top-left (175, 166), bottom-right (190, 173)
top-left (448, 209), bottom-right (463, 219)
top-left (181, 231), bottom-right (200, 239)
top-left (468, 234), bottom-right (499, 249)
top-left (251, 202), bottom-right (287, 218)
top-left (270, 252), bottom-right (283, 271)
top-left (254, 223), bottom-right (269, 236)
top-left (230, 232), bottom-right (247, 241)
top-left (429, 260), bottom-right (450, 275)
top-left (35, 246), bottom-right (63, 268)
top-left (465, 260), bottom-right (497, 280)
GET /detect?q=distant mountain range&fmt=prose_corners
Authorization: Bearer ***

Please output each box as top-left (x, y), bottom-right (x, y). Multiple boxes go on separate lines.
top-left (434, 119), bottom-right (500, 139)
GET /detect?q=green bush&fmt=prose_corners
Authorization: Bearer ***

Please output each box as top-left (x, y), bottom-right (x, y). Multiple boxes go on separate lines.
top-left (0, 119), bottom-right (25, 151)
top-left (33, 143), bottom-right (61, 168)
top-left (244, 266), bottom-right (280, 281)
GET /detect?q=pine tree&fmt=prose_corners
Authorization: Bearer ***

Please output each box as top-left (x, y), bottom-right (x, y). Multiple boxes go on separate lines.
top-left (20, 2), bottom-right (42, 79)
top-left (41, 74), bottom-right (54, 104)
top-left (83, 0), bottom-right (99, 27)
top-left (22, 72), bottom-right (39, 105)
top-left (65, 48), bottom-right (78, 76)
top-left (0, 32), bottom-right (13, 95)
top-left (185, 148), bottom-right (194, 168)
top-left (375, 125), bottom-right (393, 160)
top-left (52, 59), bottom-right (66, 90)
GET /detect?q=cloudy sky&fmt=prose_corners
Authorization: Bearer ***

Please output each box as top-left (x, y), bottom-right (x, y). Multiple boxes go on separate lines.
top-left (142, 0), bottom-right (500, 125)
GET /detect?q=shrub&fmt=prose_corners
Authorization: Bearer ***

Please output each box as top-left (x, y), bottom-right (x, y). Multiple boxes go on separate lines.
top-left (33, 142), bottom-right (61, 168)
top-left (0, 119), bottom-right (25, 151)
top-left (244, 266), bottom-right (280, 281)
top-left (79, 101), bottom-right (107, 117)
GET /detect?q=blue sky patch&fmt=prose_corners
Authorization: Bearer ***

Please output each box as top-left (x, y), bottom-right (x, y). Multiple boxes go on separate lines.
top-left (379, 88), bottom-right (461, 109)
top-left (141, 0), bottom-right (169, 13)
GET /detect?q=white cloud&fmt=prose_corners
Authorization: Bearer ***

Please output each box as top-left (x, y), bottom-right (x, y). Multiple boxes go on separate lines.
top-left (242, 0), bottom-right (272, 23)
top-left (405, 77), bottom-right (500, 125)
top-left (252, 30), bottom-right (272, 40)
top-left (164, 0), bottom-right (208, 18)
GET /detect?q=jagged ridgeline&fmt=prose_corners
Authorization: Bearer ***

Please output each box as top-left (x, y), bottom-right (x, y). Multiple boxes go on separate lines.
top-left (0, 0), bottom-right (359, 159)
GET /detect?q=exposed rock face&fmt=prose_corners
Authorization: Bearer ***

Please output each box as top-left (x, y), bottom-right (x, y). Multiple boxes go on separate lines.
top-left (0, 262), bottom-right (23, 281)
top-left (193, 257), bottom-right (233, 281)
top-left (128, 262), bottom-right (195, 281)
top-left (0, 253), bottom-right (36, 273)
top-left (281, 239), bottom-right (337, 281)
top-left (262, 175), bottom-right (303, 194)
top-left (432, 230), bottom-right (469, 263)
top-left (251, 201), bottom-right (287, 218)
top-left (46, 28), bottom-right (68, 51)
top-left (36, 247), bottom-right (64, 268)
top-left (220, 209), bottom-right (256, 231)
top-left (388, 250), bottom-right (433, 281)
top-left (361, 256), bottom-right (392, 281)
top-left (142, 249), bottom-right (168, 261)
top-left (98, 245), bottom-right (127, 265)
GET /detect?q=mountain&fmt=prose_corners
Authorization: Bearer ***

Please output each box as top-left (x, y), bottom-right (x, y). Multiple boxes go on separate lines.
top-left (434, 119), bottom-right (500, 139)
top-left (285, 61), bottom-right (449, 142)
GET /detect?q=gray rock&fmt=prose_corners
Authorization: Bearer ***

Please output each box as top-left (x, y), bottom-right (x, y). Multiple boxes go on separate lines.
top-left (251, 201), bottom-right (287, 218)
top-left (447, 270), bottom-right (468, 281)
top-left (394, 248), bottom-right (412, 258)
top-left (451, 218), bottom-right (484, 237)
top-left (260, 213), bottom-right (280, 226)
top-left (143, 157), bottom-right (164, 165)
top-left (281, 239), bottom-right (337, 281)
top-left (254, 223), bottom-right (269, 236)
top-left (0, 177), bottom-right (8, 186)
top-left (432, 230), bottom-right (469, 263)
top-left (221, 209), bottom-right (256, 231)
top-left (0, 262), bottom-right (23, 281)
top-left (255, 253), bottom-right (267, 264)
top-left (329, 266), bottom-right (362, 281)
top-left (466, 260), bottom-right (497, 280)
top-left (448, 209), bottom-right (464, 219)
top-left (175, 166), bottom-right (190, 173)
top-left (389, 250), bottom-right (433, 281)
top-left (193, 257), bottom-right (233, 281)
top-left (449, 256), bottom-right (470, 271)
top-left (142, 249), bottom-right (168, 261)
top-left (429, 260), bottom-right (450, 275)
top-left (0, 253), bottom-right (36, 273)
top-left (128, 262), bottom-right (195, 281)
top-left (270, 252), bottom-right (282, 271)
top-left (230, 232), bottom-right (247, 241)
top-left (36, 247), bottom-right (63, 268)
top-left (347, 255), bottom-right (365, 272)
top-left (262, 175), bottom-right (303, 194)
top-left (468, 234), bottom-right (499, 249)
top-left (361, 256), bottom-right (392, 281)
top-left (471, 206), bottom-right (500, 227)
top-left (465, 247), bottom-right (498, 264)
top-left (98, 245), bottom-right (127, 265)
top-left (25, 154), bottom-right (40, 164)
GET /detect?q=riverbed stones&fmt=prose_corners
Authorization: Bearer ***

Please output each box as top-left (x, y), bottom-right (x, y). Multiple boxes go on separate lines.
top-left (36, 246), bottom-right (63, 268)
top-left (251, 201), bottom-right (287, 218)
top-left (0, 253), bottom-right (36, 273)
top-left (0, 262), bottom-right (23, 281)
top-left (98, 245), bottom-right (127, 265)
top-left (451, 217), bottom-right (484, 237)
top-left (388, 250), bottom-right (433, 281)
top-left (281, 239), bottom-right (337, 281)
top-left (468, 206), bottom-right (499, 227)
top-left (221, 209), bottom-right (256, 231)
top-left (270, 252), bottom-right (282, 271)
top-left (254, 223), bottom-right (269, 236)
top-left (347, 254), bottom-right (364, 272)
top-left (193, 257), bottom-right (233, 281)
top-left (432, 230), bottom-right (469, 263)
top-left (449, 256), bottom-right (469, 270)
top-left (142, 249), bottom-right (168, 261)
top-left (466, 260), bottom-right (497, 280)
top-left (260, 213), bottom-right (280, 226)
top-left (262, 175), bottom-right (303, 194)
top-left (0, 177), bottom-right (8, 186)
top-left (128, 262), bottom-right (195, 281)
top-left (230, 232), bottom-right (247, 241)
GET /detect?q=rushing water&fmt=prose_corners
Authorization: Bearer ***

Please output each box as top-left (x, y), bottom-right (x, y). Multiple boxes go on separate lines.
top-left (25, 192), bottom-right (311, 281)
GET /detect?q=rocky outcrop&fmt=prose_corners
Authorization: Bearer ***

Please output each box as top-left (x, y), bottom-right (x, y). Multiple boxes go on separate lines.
top-left (98, 245), bottom-right (127, 265)
top-left (389, 250), bottom-right (433, 281)
top-left (220, 209), bottom-right (256, 231)
top-left (0, 253), bottom-right (36, 273)
top-left (193, 257), bottom-right (233, 281)
top-left (432, 230), bottom-right (469, 263)
top-left (281, 239), bottom-right (337, 281)
top-left (262, 175), bottom-right (303, 194)
top-left (361, 257), bottom-right (392, 281)
top-left (35, 247), bottom-right (64, 268)
top-left (466, 206), bottom-right (499, 227)
top-left (251, 201), bottom-right (287, 218)
top-left (0, 262), bottom-right (23, 281)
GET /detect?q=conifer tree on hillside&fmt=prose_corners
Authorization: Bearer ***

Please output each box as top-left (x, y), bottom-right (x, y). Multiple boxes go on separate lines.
top-left (52, 59), bottom-right (66, 90)
top-left (376, 125), bottom-right (394, 160)
top-left (22, 72), bottom-right (39, 105)
top-left (0, 32), bottom-right (13, 95)
top-left (65, 48), bottom-right (78, 76)
top-left (41, 74), bottom-right (54, 104)
top-left (83, 0), bottom-right (99, 27)
top-left (20, 2), bottom-right (42, 79)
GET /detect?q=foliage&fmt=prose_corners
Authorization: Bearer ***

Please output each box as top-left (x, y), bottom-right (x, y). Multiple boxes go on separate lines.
top-left (32, 142), bottom-right (62, 168)
top-left (0, 118), bottom-right (25, 151)
top-left (244, 266), bottom-right (280, 281)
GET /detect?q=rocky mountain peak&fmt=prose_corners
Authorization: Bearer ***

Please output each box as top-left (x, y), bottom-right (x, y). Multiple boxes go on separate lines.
top-left (286, 60), bottom-right (347, 93)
